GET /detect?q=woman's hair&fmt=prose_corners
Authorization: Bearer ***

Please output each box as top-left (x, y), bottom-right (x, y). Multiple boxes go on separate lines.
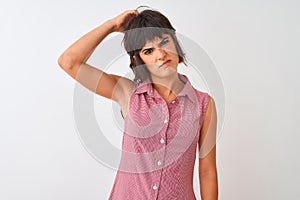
top-left (122, 7), bottom-right (186, 83)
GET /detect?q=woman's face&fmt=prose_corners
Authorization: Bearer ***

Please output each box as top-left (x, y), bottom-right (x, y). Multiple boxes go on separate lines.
top-left (138, 34), bottom-right (179, 80)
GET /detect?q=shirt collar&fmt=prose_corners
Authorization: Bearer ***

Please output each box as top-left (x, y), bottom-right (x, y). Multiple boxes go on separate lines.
top-left (177, 74), bottom-right (197, 104)
top-left (134, 73), bottom-right (197, 104)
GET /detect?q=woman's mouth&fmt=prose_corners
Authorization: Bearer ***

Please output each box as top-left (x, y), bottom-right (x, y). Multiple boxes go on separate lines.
top-left (159, 60), bottom-right (171, 67)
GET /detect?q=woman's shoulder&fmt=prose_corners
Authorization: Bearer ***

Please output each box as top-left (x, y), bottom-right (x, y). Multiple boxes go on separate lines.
top-left (193, 88), bottom-right (210, 108)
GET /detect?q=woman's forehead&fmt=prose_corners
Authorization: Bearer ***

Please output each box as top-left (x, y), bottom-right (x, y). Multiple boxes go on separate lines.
top-left (143, 34), bottom-right (170, 46)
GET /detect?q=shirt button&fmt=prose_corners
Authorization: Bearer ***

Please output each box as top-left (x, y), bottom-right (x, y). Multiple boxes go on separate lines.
top-left (157, 160), bottom-right (161, 166)
top-left (163, 119), bottom-right (168, 124)
top-left (171, 100), bottom-right (176, 104)
top-left (153, 184), bottom-right (158, 190)
top-left (160, 138), bottom-right (165, 144)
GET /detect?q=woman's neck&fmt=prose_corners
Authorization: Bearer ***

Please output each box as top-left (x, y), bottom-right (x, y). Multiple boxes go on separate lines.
top-left (151, 73), bottom-right (185, 98)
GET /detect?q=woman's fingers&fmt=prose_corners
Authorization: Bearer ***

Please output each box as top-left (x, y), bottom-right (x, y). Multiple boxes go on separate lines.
top-left (111, 9), bottom-right (139, 32)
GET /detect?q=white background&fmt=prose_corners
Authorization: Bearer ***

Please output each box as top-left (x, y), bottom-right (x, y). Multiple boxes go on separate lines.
top-left (1, 0), bottom-right (299, 199)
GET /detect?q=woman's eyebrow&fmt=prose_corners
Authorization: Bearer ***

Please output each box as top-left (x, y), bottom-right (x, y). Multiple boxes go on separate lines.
top-left (158, 36), bottom-right (169, 46)
top-left (141, 46), bottom-right (153, 53)
top-left (141, 36), bottom-right (169, 52)
top-left (141, 43), bottom-right (153, 52)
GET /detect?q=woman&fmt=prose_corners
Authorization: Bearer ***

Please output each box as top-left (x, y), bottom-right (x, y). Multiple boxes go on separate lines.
top-left (58, 7), bottom-right (218, 200)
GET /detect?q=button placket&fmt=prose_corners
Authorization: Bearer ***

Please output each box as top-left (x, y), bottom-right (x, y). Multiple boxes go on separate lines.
top-left (151, 99), bottom-right (167, 196)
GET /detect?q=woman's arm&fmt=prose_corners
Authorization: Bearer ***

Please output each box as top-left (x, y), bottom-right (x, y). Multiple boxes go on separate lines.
top-left (198, 96), bottom-right (218, 200)
top-left (57, 10), bottom-right (138, 105)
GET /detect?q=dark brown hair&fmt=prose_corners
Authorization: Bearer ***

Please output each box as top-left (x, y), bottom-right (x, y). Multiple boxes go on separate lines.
top-left (122, 8), bottom-right (186, 83)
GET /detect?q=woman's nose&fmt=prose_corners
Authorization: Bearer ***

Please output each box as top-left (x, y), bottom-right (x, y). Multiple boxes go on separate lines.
top-left (156, 48), bottom-right (167, 60)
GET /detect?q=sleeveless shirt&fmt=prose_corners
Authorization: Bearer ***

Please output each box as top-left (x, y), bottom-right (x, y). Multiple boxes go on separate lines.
top-left (108, 73), bottom-right (210, 200)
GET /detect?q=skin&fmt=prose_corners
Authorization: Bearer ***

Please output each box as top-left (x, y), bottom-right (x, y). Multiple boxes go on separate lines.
top-left (198, 97), bottom-right (219, 200)
top-left (58, 9), bottom-right (218, 199)
top-left (138, 34), bottom-right (185, 103)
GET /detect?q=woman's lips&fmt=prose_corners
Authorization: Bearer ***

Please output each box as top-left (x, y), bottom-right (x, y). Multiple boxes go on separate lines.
top-left (160, 60), bottom-right (171, 67)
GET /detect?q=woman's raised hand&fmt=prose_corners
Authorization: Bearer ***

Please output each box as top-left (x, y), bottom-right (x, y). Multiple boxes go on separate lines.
top-left (110, 10), bottom-right (139, 32)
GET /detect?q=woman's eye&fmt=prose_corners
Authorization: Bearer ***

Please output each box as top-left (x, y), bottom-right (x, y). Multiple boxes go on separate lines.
top-left (144, 49), bottom-right (153, 55)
